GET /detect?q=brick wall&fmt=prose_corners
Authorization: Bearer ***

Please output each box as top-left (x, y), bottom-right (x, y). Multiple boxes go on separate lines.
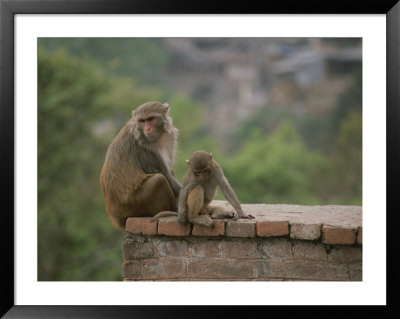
top-left (122, 202), bottom-right (362, 281)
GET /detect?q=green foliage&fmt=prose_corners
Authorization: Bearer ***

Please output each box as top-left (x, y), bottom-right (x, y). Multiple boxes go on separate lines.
top-left (328, 111), bottom-right (362, 204)
top-left (232, 105), bottom-right (332, 152)
top-left (222, 120), bottom-right (328, 204)
top-left (39, 38), bottom-right (169, 84)
top-left (328, 67), bottom-right (362, 141)
top-left (38, 48), bottom-right (126, 281)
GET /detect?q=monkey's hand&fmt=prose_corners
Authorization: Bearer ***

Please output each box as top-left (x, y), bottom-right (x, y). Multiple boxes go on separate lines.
top-left (241, 213), bottom-right (255, 220)
top-left (235, 210), bottom-right (255, 220)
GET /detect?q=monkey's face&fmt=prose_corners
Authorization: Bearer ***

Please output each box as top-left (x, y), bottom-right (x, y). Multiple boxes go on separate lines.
top-left (137, 114), bottom-right (163, 141)
top-left (192, 165), bottom-right (212, 183)
top-left (188, 151), bottom-right (213, 183)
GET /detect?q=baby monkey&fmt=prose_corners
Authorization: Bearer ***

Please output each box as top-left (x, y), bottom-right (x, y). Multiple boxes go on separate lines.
top-left (152, 150), bottom-right (254, 228)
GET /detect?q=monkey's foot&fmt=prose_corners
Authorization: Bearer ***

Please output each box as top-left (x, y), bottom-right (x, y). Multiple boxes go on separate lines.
top-left (192, 215), bottom-right (215, 228)
top-left (200, 208), bottom-right (211, 215)
top-left (210, 210), bottom-right (235, 219)
top-left (225, 211), bottom-right (236, 219)
top-left (207, 206), bottom-right (235, 219)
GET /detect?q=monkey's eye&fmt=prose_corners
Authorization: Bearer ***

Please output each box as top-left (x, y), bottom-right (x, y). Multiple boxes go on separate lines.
top-left (194, 168), bottom-right (209, 177)
top-left (138, 119), bottom-right (145, 123)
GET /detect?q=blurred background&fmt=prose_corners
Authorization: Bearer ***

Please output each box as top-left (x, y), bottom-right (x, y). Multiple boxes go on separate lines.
top-left (38, 38), bottom-right (362, 281)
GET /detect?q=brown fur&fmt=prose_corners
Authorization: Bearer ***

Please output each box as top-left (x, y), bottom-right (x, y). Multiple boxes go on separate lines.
top-left (152, 150), bottom-right (254, 228)
top-left (100, 101), bottom-right (181, 229)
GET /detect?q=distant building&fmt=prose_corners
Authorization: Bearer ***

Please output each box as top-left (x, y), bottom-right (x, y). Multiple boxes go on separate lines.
top-left (163, 38), bottom-right (362, 135)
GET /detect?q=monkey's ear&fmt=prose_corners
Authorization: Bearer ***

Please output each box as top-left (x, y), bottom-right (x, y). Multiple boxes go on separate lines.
top-left (186, 160), bottom-right (190, 165)
top-left (162, 102), bottom-right (170, 113)
top-left (209, 152), bottom-right (213, 159)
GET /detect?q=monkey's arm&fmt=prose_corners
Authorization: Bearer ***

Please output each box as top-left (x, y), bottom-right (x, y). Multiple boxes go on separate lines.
top-left (156, 156), bottom-right (182, 197)
top-left (144, 156), bottom-right (182, 197)
top-left (166, 173), bottom-right (182, 197)
top-left (217, 171), bottom-right (255, 220)
top-left (145, 166), bottom-right (181, 197)
top-left (136, 143), bottom-right (182, 197)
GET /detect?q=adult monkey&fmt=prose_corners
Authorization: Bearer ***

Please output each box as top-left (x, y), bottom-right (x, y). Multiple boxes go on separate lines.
top-left (100, 101), bottom-right (182, 229)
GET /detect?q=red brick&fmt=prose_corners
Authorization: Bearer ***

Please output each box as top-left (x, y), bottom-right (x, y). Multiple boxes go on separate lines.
top-left (123, 257), bottom-right (187, 280)
top-left (155, 240), bottom-right (189, 257)
top-left (322, 225), bottom-right (356, 245)
top-left (226, 220), bottom-right (256, 238)
top-left (327, 246), bottom-right (362, 263)
top-left (258, 260), bottom-right (349, 281)
top-left (220, 241), bottom-right (258, 259)
top-left (290, 223), bottom-right (321, 240)
top-left (256, 220), bottom-right (289, 237)
top-left (187, 258), bottom-right (258, 279)
top-left (158, 217), bottom-right (190, 236)
top-left (259, 238), bottom-right (292, 260)
top-left (125, 217), bottom-right (157, 235)
top-left (123, 239), bottom-right (154, 260)
top-left (357, 227), bottom-right (362, 245)
top-left (190, 241), bottom-right (221, 258)
top-left (292, 240), bottom-right (327, 261)
top-left (192, 220), bottom-right (225, 236)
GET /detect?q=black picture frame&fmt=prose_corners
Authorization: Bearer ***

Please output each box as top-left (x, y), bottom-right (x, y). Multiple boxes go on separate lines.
top-left (1, 0), bottom-right (399, 318)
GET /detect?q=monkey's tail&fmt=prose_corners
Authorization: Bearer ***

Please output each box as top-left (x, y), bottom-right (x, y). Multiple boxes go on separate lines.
top-left (151, 211), bottom-right (178, 222)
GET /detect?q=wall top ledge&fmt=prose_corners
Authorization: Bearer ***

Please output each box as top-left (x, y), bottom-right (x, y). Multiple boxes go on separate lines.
top-left (126, 201), bottom-right (362, 245)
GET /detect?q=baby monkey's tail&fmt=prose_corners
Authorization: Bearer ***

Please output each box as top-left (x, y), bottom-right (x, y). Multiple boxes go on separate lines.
top-left (151, 211), bottom-right (178, 222)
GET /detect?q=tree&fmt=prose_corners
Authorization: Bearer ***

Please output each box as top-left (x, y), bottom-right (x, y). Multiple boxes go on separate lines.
top-left (222, 120), bottom-right (328, 204)
top-left (38, 48), bottom-right (126, 280)
top-left (329, 111), bottom-right (362, 204)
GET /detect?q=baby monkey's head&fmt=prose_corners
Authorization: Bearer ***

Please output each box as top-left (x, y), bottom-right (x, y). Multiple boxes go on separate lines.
top-left (186, 150), bottom-right (213, 183)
